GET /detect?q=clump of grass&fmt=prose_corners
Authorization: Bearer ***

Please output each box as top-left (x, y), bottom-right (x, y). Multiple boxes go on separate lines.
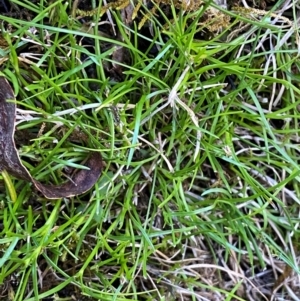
top-left (0, 0), bottom-right (299, 300)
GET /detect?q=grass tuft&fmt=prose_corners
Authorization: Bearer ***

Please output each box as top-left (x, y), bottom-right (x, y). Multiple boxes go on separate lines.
top-left (0, 0), bottom-right (300, 300)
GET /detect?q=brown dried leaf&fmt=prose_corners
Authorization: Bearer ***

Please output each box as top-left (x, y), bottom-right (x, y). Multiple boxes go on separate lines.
top-left (0, 76), bottom-right (102, 199)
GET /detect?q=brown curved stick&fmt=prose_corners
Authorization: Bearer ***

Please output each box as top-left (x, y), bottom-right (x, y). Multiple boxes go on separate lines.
top-left (0, 76), bottom-right (102, 199)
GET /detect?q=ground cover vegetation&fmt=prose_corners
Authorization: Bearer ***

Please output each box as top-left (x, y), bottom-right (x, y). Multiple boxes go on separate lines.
top-left (0, 0), bottom-right (299, 300)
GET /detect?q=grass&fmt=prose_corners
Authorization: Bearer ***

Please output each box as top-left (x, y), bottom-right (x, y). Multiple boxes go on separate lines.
top-left (0, 0), bottom-right (300, 300)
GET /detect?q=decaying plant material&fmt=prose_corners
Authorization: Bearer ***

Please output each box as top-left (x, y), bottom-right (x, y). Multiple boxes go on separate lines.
top-left (74, 0), bottom-right (231, 31)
